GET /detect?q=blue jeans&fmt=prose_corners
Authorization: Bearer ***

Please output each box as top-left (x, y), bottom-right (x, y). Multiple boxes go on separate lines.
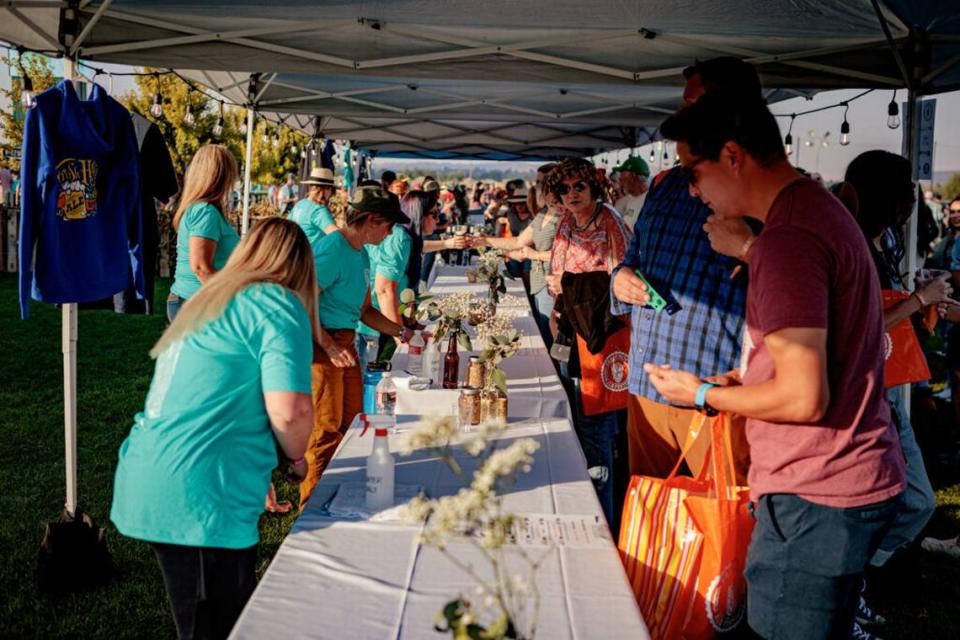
top-left (746, 493), bottom-right (901, 640)
top-left (166, 294), bottom-right (184, 322)
top-left (558, 351), bottom-right (620, 528)
top-left (532, 287), bottom-right (554, 351)
top-left (871, 388), bottom-right (936, 566)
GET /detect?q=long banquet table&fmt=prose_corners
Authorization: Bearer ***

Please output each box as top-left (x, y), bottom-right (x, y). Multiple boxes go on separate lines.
top-left (229, 265), bottom-right (649, 639)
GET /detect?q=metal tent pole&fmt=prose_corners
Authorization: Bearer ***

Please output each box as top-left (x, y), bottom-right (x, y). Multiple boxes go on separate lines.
top-left (241, 107), bottom-right (255, 236)
top-left (62, 57), bottom-right (79, 519)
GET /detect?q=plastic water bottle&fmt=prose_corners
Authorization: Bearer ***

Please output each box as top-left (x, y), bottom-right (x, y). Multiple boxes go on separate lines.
top-left (407, 331), bottom-right (425, 376)
top-left (366, 428), bottom-right (395, 510)
top-left (375, 372), bottom-right (397, 428)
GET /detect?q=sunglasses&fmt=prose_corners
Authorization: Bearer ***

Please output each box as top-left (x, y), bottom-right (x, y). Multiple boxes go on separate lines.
top-left (555, 181), bottom-right (589, 197)
top-left (680, 157), bottom-right (707, 186)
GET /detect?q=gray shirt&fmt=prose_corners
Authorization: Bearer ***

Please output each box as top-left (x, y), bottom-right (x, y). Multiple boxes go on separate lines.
top-left (529, 212), bottom-right (561, 294)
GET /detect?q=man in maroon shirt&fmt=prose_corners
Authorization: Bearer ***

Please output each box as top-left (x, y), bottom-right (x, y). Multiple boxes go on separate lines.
top-left (646, 92), bottom-right (906, 639)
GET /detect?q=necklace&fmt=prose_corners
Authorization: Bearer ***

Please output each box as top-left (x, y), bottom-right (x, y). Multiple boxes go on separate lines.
top-left (572, 203), bottom-right (602, 232)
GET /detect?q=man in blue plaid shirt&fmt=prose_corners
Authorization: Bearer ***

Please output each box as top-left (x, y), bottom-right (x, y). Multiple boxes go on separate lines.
top-left (611, 58), bottom-right (758, 481)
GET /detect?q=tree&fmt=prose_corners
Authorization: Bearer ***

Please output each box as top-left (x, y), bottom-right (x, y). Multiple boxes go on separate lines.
top-left (0, 53), bottom-right (57, 171)
top-left (940, 173), bottom-right (960, 202)
top-left (120, 68), bottom-right (308, 184)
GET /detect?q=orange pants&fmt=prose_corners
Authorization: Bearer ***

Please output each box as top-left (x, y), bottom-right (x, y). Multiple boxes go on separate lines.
top-left (626, 394), bottom-right (750, 485)
top-left (299, 330), bottom-right (363, 509)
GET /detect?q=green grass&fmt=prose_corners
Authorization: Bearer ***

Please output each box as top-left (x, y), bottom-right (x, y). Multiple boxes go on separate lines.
top-left (0, 274), bottom-right (300, 638)
top-left (0, 272), bottom-right (959, 638)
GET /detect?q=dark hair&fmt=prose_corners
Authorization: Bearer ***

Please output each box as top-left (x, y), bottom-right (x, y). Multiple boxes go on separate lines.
top-left (401, 190), bottom-right (438, 238)
top-left (545, 158), bottom-right (604, 201)
top-left (381, 170), bottom-right (396, 185)
top-left (683, 57), bottom-right (762, 99)
top-left (844, 150), bottom-right (915, 240)
top-left (660, 92), bottom-right (785, 167)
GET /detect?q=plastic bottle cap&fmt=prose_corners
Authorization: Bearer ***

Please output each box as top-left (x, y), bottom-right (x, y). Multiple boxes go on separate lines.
top-left (374, 428), bottom-right (389, 437)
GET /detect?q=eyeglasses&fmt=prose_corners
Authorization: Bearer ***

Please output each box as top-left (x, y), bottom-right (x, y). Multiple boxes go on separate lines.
top-left (555, 181), bottom-right (589, 197)
top-left (680, 157), bottom-right (707, 186)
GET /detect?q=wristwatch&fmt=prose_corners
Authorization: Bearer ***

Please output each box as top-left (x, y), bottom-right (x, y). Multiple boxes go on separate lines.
top-left (694, 382), bottom-right (717, 413)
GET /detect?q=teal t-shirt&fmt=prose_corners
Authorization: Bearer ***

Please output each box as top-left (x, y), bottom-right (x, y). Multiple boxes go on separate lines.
top-left (171, 202), bottom-right (240, 299)
top-left (314, 231), bottom-right (371, 330)
top-left (359, 225), bottom-right (412, 337)
top-left (110, 283), bottom-right (313, 549)
top-left (288, 199), bottom-right (336, 251)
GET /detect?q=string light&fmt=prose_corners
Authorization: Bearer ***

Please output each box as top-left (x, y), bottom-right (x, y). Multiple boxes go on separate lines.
top-left (212, 101), bottom-right (224, 138)
top-left (239, 114), bottom-right (248, 135)
top-left (784, 114), bottom-right (795, 155)
top-left (261, 124), bottom-right (270, 144)
top-left (150, 73), bottom-right (163, 118)
top-left (183, 91), bottom-right (195, 127)
top-left (839, 103), bottom-right (850, 146)
top-left (887, 91), bottom-right (901, 129)
top-left (18, 52), bottom-right (35, 108)
top-left (648, 146), bottom-right (655, 163)
top-left (272, 127), bottom-right (281, 148)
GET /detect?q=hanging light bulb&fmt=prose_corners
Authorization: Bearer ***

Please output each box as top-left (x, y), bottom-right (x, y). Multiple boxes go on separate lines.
top-left (239, 115), bottom-right (248, 135)
top-left (821, 131), bottom-right (831, 148)
top-left (887, 92), bottom-right (900, 129)
top-left (183, 100), bottom-right (195, 127)
top-left (272, 127), bottom-right (281, 148)
top-left (150, 74), bottom-right (163, 118)
top-left (648, 146), bottom-right (656, 163)
top-left (212, 102), bottom-right (224, 138)
top-left (784, 115), bottom-right (795, 156)
top-left (839, 104), bottom-right (850, 146)
top-left (20, 72), bottom-right (35, 109)
top-left (261, 125), bottom-right (270, 144)
top-left (291, 143), bottom-right (298, 155)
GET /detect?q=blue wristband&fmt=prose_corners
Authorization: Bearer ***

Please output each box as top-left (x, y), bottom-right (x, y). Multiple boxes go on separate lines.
top-left (694, 382), bottom-right (717, 410)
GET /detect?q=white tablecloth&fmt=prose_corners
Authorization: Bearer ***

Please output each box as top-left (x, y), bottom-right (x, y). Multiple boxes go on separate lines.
top-left (230, 265), bottom-right (648, 640)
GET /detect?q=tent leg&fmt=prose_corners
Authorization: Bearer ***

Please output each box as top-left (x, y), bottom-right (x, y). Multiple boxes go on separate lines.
top-left (62, 304), bottom-right (78, 518)
top-left (900, 88), bottom-right (922, 419)
top-left (62, 57), bottom-right (79, 519)
top-left (241, 107), bottom-right (255, 236)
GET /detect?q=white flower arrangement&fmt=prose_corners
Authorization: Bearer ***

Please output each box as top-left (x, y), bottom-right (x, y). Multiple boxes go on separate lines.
top-left (401, 416), bottom-right (546, 639)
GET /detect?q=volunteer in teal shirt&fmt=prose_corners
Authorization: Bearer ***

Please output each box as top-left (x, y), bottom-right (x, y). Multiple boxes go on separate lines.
top-left (167, 145), bottom-right (242, 322)
top-left (300, 185), bottom-right (412, 508)
top-left (111, 218), bottom-right (317, 639)
top-left (288, 167), bottom-right (337, 251)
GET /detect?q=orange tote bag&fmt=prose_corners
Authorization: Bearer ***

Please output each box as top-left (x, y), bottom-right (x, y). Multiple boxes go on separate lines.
top-left (576, 326), bottom-right (630, 416)
top-left (881, 290), bottom-right (932, 387)
top-left (618, 412), bottom-right (753, 640)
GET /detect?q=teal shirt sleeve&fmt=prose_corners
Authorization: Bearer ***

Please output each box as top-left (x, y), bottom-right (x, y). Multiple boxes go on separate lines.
top-left (318, 205), bottom-right (335, 230)
top-left (185, 203), bottom-right (225, 240)
top-left (374, 228), bottom-right (411, 282)
top-left (314, 240), bottom-right (339, 291)
top-left (243, 284), bottom-right (313, 394)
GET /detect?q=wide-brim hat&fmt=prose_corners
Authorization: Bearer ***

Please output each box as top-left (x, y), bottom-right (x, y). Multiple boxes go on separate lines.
top-left (506, 187), bottom-right (529, 204)
top-left (301, 167), bottom-right (336, 187)
top-left (346, 185), bottom-right (411, 225)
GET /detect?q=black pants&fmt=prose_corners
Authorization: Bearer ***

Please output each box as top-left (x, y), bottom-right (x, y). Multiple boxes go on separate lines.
top-left (151, 542), bottom-right (258, 640)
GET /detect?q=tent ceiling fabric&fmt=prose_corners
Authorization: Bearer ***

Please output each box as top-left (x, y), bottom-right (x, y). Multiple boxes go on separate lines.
top-left (2, 0), bottom-right (958, 158)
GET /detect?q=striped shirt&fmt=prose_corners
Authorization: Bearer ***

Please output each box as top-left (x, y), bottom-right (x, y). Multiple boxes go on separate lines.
top-left (610, 167), bottom-right (747, 402)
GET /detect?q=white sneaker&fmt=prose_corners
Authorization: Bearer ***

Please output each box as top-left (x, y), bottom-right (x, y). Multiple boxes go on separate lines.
top-left (920, 536), bottom-right (960, 559)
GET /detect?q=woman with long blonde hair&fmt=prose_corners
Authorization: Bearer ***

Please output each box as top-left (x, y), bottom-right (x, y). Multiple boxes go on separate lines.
top-left (112, 218), bottom-right (317, 640)
top-left (167, 144), bottom-right (241, 321)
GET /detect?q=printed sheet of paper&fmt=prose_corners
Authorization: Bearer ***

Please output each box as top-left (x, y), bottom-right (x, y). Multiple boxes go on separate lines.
top-left (509, 513), bottom-right (613, 548)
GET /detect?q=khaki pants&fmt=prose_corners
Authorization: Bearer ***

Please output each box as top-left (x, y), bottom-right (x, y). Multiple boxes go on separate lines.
top-left (626, 394), bottom-right (750, 485)
top-left (299, 330), bottom-right (363, 509)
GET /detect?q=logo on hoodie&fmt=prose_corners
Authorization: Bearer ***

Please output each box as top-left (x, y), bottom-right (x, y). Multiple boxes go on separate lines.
top-left (56, 158), bottom-right (99, 220)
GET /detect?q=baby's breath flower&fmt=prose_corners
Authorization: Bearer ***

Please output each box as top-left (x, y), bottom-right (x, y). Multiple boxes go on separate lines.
top-left (399, 415), bottom-right (458, 454)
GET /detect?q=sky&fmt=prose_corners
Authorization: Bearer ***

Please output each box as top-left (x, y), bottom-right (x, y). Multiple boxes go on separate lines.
top-left (2, 56), bottom-right (958, 184)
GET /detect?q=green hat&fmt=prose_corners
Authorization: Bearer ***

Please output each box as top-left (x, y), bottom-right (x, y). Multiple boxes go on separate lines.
top-left (346, 185), bottom-right (410, 225)
top-left (614, 156), bottom-right (650, 177)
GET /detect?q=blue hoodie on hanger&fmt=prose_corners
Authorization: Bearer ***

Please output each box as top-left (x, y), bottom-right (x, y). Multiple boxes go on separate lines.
top-left (18, 80), bottom-right (143, 319)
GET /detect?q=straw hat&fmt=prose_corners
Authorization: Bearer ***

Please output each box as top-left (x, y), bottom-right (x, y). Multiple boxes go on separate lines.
top-left (301, 167), bottom-right (336, 187)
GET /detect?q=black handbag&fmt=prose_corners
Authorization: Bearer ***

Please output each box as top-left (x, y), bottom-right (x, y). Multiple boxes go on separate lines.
top-left (38, 508), bottom-right (112, 594)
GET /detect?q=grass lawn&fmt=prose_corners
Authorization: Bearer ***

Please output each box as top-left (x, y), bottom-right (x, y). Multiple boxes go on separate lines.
top-left (0, 275), bottom-right (300, 638)
top-left (1, 272), bottom-right (959, 638)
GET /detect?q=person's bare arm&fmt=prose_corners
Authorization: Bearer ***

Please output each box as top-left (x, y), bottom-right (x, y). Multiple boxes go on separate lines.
top-left (374, 273), bottom-right (401, 326)
top-left (646, 327), bottom-right (830, 423)
top-left (188, 237), bottom-right (218, 283)
top-left (264, 390), bottom-right (313, 482)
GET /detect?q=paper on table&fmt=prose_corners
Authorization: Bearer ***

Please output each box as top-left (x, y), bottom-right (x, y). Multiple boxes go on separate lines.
top-left (509, 513), bottom-right (613, 548)
top-left (325, 482), bottom-right (423, 522)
